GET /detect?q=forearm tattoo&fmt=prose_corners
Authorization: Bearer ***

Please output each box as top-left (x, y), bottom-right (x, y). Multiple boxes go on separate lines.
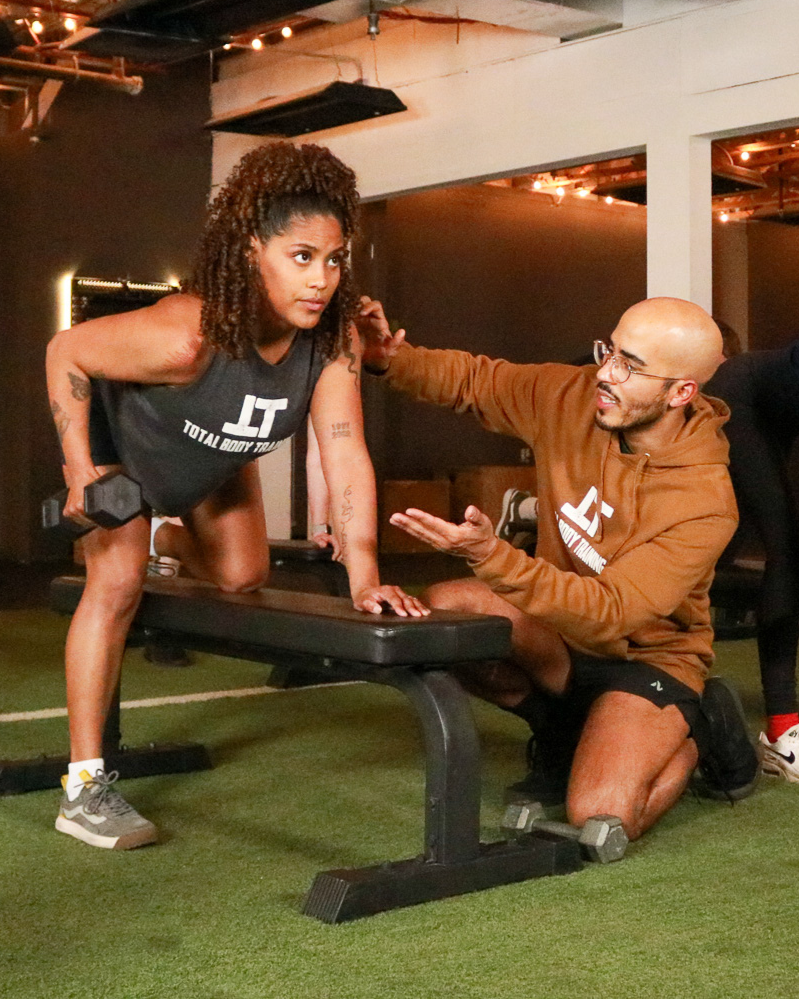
top-left (339, 485), bottom-right (354, 564)
top-left (67, 371), bottom-right (91, 401)
top-left (50, 400), bottom-right (70, 442)
top-left (342, 340), bottom-right (360, 390)
top-left (332, 422), bottom-right (351, 439)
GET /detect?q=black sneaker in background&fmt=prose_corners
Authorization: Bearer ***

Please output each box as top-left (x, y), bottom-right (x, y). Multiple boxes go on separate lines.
top-left (692, 676), bottom-right (760, 801)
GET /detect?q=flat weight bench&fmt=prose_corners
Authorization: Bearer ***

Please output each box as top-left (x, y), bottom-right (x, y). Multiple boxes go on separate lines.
top-left (7, 575), bottom-right (583, 922)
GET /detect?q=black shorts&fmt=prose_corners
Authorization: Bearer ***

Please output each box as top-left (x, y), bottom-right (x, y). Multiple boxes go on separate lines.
top-left (567, 653), bottom-right (705, 751)
top-left (57, 387), bottom-right (120, 467)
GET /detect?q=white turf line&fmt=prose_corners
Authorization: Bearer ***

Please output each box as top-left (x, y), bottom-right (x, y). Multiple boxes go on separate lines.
top-left (0, 681), bottom-right (358, 723)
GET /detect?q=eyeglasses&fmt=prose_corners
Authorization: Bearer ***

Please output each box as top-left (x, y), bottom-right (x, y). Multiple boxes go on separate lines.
top-left (593, 340), bottom-right (678, 384)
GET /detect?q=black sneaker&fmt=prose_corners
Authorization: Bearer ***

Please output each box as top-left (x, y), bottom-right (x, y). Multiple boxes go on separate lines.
top-left (692, 676), bottom-right (760, 801)
top-left (503, 734), bottom-right (572, 807)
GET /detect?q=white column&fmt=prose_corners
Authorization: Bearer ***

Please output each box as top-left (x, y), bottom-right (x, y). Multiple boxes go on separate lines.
top-left (646, 131), bottom-right (713, 312)
top-left (257, 444), bottom-right (293, 540)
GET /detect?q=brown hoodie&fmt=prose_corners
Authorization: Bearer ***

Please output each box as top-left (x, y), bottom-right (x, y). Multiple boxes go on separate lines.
top-left (386, 343), bottom-right (738, 690)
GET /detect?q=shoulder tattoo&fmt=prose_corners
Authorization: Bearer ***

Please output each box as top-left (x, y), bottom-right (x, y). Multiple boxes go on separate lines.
top-left (67, 371), bottom-right (91, 401)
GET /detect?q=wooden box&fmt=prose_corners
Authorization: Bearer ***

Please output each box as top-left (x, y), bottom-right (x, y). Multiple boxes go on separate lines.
top-left (451, 465), bottom-right (537, 527)
top-left (380, 479), bottom-right (451, 553)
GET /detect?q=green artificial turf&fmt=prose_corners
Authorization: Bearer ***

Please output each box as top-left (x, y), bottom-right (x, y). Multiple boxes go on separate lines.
top-left (1, 609), bottom-right (797, 998)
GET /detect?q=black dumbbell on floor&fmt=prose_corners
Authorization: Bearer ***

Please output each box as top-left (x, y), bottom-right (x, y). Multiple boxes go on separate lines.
top-left (42, 471), bottom-right (145, 537)
top-left (501, 799), bottom-right (629, 864)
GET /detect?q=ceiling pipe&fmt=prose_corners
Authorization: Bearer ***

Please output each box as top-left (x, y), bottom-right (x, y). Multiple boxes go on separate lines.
top-left (16, 44), bottom-right (158, 74)
top-left (0, 54), bottom-right (142, 93)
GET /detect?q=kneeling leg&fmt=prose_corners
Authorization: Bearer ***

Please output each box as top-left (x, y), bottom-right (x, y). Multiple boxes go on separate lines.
top-left (567, 691), bottom-right (698, 841)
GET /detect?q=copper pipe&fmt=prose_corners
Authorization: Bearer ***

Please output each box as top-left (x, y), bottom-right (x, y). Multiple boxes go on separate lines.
top-left (15, 45), bottom-right (160, 74)
top-left (0, 55), bottom-right (142, 93)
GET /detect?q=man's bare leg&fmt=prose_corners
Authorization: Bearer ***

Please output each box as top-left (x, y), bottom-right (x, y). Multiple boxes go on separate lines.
top-left (567, 691), bottom-right (698, 840)
top-left (423, 577), bottom-right (571, 699)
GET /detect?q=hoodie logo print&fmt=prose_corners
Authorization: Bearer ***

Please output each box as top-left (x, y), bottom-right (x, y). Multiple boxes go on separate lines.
top-left (561, 486), bottom-right (614, 538)
top-left (557, 487), bottom-right (615, 575)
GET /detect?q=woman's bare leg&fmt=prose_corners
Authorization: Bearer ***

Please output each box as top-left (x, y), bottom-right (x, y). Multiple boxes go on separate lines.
top-left (155, 463), bottom-right (270, 592)
top-left (64, 465), bottom-right (150, 761)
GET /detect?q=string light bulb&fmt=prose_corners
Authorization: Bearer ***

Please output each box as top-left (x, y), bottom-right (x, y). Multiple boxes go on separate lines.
top-left (281, 25), bottom-right (292, 38)
top-left (605, 196), bottom-right (614, 205)
top-left (222, 42), bottom-right (232, 50)
top-left (31, 19), bottom-right (44, 34)
top-left (740, 150), bottom-right (750, 161)
top-left (578, 188), bottom-right (589, 198)
top-left (64, 16), bottom-right (76, 31)
top-left (251, 36), bottom-right (263, 50)
top-left (533, 180), bottom-right (542, 190)
top-left (719, 212), bottom-right (730, 222)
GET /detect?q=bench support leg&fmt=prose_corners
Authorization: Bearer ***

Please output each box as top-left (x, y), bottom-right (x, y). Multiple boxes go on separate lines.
top-left (0, 681), bottom-right (211, 795)
top-left (302, 668), bottom-right (583, 923)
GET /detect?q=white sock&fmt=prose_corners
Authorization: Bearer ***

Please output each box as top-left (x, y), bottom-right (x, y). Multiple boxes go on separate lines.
top-left (65, 758), bottom-right (105, 801)
top-left (518, 496), bottom-right (539, 521)
top-left (149, 516), bottom-right (166, 557)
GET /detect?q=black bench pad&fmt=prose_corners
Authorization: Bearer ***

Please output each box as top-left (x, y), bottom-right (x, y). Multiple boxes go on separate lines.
top-left (50, 576), bottom-right (512, 667)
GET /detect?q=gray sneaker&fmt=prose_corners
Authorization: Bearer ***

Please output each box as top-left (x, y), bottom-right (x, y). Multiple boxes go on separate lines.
top-left (496, 489), bottom-right (535, 541)
top-left (55, 770), bottom-right (158, 850)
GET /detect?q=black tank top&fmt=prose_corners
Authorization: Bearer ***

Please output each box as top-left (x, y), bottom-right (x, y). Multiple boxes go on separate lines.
top-left (96, 330), bottom-right (324, 515)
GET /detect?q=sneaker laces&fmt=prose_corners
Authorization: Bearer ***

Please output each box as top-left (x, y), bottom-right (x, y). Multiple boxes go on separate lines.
top-left (84, 770), bottom-right (137, 817)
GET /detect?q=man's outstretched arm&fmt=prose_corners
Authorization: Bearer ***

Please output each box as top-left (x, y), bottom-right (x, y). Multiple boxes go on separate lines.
top-left (357, 296), bottom-right (544, 442)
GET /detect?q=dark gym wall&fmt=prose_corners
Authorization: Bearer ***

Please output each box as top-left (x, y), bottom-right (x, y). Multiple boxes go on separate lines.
top-left (364, 184), bottom-right (648, 480)
top-left (747, 220), bottom-right (799, 349)
top-left (0, 62), bottom-right (211, 562)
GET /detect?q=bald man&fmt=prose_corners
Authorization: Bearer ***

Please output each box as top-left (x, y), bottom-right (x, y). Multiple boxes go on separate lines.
top-left (359, 296), bottom-right (759, 841)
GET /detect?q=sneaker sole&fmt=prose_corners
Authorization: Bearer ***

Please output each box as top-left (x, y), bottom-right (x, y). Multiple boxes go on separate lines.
top-left (690, 767), bottom-right (761, 801)
top-left (55, 814), bottom-right (158, 850)
top-left (760, 747), bottom-right (799, 784)
top-left (496, 489), bottom-right (518, 542)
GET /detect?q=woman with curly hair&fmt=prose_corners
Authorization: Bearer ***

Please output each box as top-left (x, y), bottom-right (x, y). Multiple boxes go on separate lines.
top-left (46, 141), bottom-right (426, 851)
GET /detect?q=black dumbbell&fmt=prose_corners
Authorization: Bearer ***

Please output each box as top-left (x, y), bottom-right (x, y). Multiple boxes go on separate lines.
top-left (501, 799), bottom-right (628, 863)
top-left (42, 471), bottom-right (144, 536)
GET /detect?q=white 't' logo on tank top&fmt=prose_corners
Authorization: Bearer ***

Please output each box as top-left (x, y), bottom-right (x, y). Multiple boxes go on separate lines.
top-left (222, 395), bottom-right (289, 439)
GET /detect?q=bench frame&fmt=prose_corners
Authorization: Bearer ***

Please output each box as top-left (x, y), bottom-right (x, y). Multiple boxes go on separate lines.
top-left (3, 569), bottom-right (583, 921)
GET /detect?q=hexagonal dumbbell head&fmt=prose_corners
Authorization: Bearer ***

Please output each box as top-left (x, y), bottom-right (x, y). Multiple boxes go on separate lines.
top-left (84, 472), bottom-right (143, 530)
top-left (41, 488), bottom-right (92, 537)
top-left (578, 815), bottom-right (628, 864)
top-left (501, 799), bottom-right (546, 837)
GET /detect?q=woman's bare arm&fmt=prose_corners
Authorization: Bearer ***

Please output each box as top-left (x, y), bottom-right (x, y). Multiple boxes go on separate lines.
top-left (46, 293), bottom-right (208, 519)
top-left (311, 328), bottom-right (427, 617)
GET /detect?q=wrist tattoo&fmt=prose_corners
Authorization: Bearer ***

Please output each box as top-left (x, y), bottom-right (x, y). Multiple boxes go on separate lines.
top-left (332, 421), bottom-right (351, 439)
top-left (50, 400), bottom-right (70, 442)
top-left (68, 371), bottom-right (91, 401)
top-left (338, 485), bottom-right (354, 563)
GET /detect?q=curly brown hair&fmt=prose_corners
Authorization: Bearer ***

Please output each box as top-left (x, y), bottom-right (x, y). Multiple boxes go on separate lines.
top-left (185, 142), bottom-right (360, 361)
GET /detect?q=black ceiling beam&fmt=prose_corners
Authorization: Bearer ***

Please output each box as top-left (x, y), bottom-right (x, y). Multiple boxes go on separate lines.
top-left (90, 0), bottom-right (317, 37)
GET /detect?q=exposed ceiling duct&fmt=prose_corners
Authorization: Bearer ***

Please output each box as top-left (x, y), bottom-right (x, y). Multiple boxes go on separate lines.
top-left (302, 0), bottom-right (623, 39)
top-left (58, 0), bottom-right (624, 63)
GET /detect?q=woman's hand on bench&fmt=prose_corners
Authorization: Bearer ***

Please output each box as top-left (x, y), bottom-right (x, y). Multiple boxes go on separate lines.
top-left (351, 583), bottom-right (430, 618)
